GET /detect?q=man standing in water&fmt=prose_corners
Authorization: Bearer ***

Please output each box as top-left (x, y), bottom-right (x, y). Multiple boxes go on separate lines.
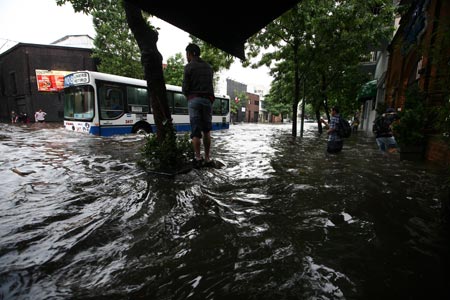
top-left (182, 43), bottom-right (215, 168)
top-left (321, 106), bottom-right (343, 154)
top-left (11, 110), bottom-right (17, 123)
top-left (373, 107), bottom-right (399, 155)
top-left (34, 108), bottom-right (47, 123)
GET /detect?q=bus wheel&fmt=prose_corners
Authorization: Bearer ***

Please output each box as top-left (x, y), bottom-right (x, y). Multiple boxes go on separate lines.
top-left (133, 123), bottom-right (152, 135)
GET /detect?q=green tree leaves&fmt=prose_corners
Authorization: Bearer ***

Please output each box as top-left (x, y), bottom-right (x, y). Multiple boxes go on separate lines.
top-left (92, 1), bottom-right (143, 78)
top-left (247, 0), bottom-right (396, 134)
top-left (163, 53), bottom-right (184, 86)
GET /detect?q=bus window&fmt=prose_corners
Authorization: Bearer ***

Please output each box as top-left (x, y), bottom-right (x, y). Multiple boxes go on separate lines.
top-left (127, 86), bottom-right (149, 113)
top-left (99, 85), bottom-right (124, 119)
top-left (221, 98), bottom-right (230, 115)
top-left (165, 91), bottom-right (174, 113)
top-left (63, 86), bottom-right (95, 120)
top-left (213, 97), bottom-right (222, 115)
top-left (173, 92), bottom-right (188, 114)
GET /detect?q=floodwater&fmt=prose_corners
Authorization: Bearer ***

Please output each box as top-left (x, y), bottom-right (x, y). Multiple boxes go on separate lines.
top-left (0, 122), bottom-right (448, 300)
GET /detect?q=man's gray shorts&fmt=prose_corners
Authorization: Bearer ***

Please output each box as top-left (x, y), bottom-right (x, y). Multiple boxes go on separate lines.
top-left (188, 97), bottom-right (212, 138)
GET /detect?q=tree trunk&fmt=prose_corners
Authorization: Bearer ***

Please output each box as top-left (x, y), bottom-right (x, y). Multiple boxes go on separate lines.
top-left (300, 79), bottom-right (306, 138)
top-left (291, 43), bottom-right (300, 137)
top-left (124, 1), bottom-right (173, 141)
top-left (292, 101), bottom-right (298, 137)
top-left (316, 110), bottom-right (323, 134)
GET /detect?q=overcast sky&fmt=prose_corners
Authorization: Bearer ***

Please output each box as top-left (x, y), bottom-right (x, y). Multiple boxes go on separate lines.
top-left (0, 0), bottom-right (273, 94)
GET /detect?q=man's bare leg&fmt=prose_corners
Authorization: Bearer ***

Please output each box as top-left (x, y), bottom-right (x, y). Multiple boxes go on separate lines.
top-left (192, 137), bottom-right (202, 160)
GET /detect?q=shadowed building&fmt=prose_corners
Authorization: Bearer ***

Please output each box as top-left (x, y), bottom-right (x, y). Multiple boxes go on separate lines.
top-left (384, 0), bottom-right (450, 163)
top-left (0, 42), bottom-right (96, 122)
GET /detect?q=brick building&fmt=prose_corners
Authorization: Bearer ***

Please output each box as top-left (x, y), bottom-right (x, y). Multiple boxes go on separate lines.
top-left (0, 43), bottom-right (96, 122)
top-left (384, 0), bottom-right (450, 163)
top-left (245, 92), bottom-right (260, 123)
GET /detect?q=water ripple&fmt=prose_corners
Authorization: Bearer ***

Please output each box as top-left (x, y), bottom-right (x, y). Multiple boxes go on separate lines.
top-left (0, 123), bottom-right (448, 299)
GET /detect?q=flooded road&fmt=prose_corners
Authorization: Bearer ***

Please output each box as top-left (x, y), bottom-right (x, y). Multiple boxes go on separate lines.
top-left (0, 122), bottom-right (448, 299)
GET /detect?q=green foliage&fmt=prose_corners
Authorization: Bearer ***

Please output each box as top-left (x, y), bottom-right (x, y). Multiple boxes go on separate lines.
top-left (138, 130), bottom-right (194, 172)
top-left (264, 81), bottom-right (292, 116)
top-left (92, 1), bottom-right (144, 78)
top-left (303, 103), bottom-right (315, 119)
top-left (429, 18), bottom-right (450, 145)
top-left (230, 98), bottom-right (239, 115)
top-left (432, 95), bottom-right (450, 144)
top-left (230, 91), bottom-right (248, 115)
top-left (164, 53), bottom-right (185, 86)
top-left (56, 0), bottom-right (92, 13)
top-left (246, 0), bottom-right (396, 130)
top-left (393, 84), bottom-right (426, 146)
top-left (263, 74), bottom-right (295, 117)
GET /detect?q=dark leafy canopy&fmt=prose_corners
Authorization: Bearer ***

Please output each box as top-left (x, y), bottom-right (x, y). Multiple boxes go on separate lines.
top-left (264, 77), bottom-right (292, 118)
top-left (393, 84), bottom-right (427, 146)
top-left (246, 0), bottom-right (396, 134)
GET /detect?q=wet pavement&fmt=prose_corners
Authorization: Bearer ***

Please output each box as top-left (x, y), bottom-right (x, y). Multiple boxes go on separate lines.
top-left (0, 122), bottom-right (449, 299)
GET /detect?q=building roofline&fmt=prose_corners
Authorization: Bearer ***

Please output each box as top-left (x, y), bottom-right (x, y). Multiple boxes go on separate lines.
top-left (0, 42), bottom-right (92, 58)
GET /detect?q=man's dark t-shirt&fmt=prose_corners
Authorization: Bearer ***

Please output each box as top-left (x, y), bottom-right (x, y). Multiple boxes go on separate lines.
top-left (182, 57), bottom-right (214, 100)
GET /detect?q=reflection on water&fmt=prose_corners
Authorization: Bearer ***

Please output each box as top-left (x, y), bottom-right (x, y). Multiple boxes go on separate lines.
top-left (0, 122), bottom-right (448, 299)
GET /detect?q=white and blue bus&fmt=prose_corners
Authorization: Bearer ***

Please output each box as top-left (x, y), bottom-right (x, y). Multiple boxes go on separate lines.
top-left (63, 71), bottom-right (230, 136)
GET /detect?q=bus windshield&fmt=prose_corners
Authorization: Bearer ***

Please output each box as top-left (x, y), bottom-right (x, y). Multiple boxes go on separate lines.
top-left (64, 86), bottom-right (95, 120)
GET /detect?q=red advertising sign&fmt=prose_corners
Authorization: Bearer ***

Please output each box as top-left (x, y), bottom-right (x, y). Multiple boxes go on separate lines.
top-left (36, 70), bottom-right (71, 92)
